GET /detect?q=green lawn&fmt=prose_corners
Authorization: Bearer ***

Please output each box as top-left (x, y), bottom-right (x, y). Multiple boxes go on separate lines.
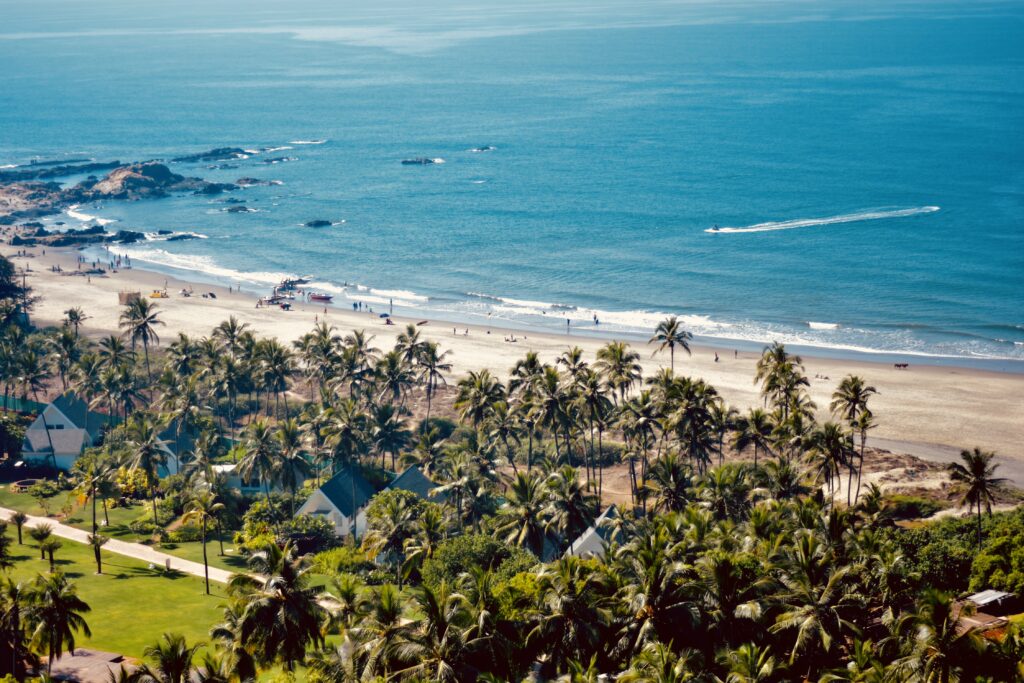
top-left (0, 484), bottom-right (154, 542)
top-left (157, 534), bottom-right (250, 574)
top-left (5, 535), bottom-right (225, 659)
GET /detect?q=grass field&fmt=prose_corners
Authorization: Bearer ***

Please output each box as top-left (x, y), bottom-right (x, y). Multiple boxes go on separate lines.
top-left (5, 534), bottom-right (224, 659)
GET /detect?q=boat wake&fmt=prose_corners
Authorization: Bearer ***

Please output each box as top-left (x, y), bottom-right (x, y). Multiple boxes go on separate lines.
top-left (705, 206), bottom-right (940, 234)
top-left (289, 139), bottom-right (328, 145)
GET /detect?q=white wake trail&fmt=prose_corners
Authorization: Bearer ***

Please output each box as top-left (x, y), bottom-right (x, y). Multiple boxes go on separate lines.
top-left (706, 206), bottom-right (939, 234)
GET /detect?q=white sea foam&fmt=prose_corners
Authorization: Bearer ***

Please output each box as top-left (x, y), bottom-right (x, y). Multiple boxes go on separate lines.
top-left (66, 205), bottom-right (116, 226)
top-left (144, 231), bottom-right (209, 242)
top-left (290, 139), bottom-right (327, 145)
top-left (0, 164), bottom-right (16, 169)
top-left (807, 321), bottom-right (839, 330)
top-left (370, 288), bottom-right (428, 302)
top-left (116, 248), bottom-right (291, 286)
top-left (705, 206), bottom-right (940, 234)
top-left (432, 158), bottom-right (446, 164)
top-left (471, 179), bottom-right (487, 184)
top-left (262, 146), bottom-right (293, 153)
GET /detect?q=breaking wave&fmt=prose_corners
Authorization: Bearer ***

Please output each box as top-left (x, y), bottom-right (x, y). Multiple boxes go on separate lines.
top-left (66, 205), bottom-right (117, 226)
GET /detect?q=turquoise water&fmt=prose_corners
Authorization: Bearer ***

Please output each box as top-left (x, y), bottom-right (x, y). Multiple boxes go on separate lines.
top-left (2, 0), bottom-right (1023, 367)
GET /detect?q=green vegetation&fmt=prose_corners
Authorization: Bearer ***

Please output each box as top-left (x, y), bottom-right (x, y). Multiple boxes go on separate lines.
top-left (0, 252), bottom-right (1020, 681)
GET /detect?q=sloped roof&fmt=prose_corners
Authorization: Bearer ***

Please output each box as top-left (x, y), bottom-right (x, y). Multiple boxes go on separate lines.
top-left (50, 393), bottom-right (115, 441)
top-left (565, 505), bottom-right (620, 558)
top-left (24, 427), bottom-right (89, 457)
top-left (387, 466), bottom-right (447, 502)
top-left (319, 467), bottom-right (376, 517)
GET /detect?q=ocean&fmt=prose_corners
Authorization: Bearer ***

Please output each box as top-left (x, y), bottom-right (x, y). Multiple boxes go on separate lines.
top-left (2, 0), bottom-right (1022, 369)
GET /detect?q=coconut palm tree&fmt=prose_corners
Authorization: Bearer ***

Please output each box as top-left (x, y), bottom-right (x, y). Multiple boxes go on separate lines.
top-left (947, 447), bottom-right (1006, 548)
top-left (227, 541), bottom-right (325, 672)
top-left (831, 375), bottom-right (877, 504)
top-left (891, 589), bottom-right (986, 683)
top-left (238, 419), bottom-right (281, 503)
top-left (276, 418), bottom-right (311, 514)
top-left (532, 556), bottom-right (612, 675)
top-left (417, 341), bottom-right (451, 421)
top-left (546, 466), bottom-right (598, 549)
top-left (595, 341), bottom-right (642, 405)
top-left (63, 307), bottom-right (88, 337)
top-left (0, 577), bottom-right (31, 680)
top-left (391, 582), bottom-right (485, 682)
top-left (87, 534), bottom-right (109, 575)
top-left (182, 491), bottom-right (224, 594)
top-left (649, 316), bottom-right (693, 372)
top-left (454, 370), bottom-right (505, 429)
top-left (29, 525), bottom-right (53, 560)
top-left (350, 583), bottom-right (404, 678)
top-left (732, 408), bottom-right (773, 470)
top-left (119, 297), bottom-right (164, 384)
top-left (125, 412), bottom-right (170, 526)
top-left (136, 633), bottom-right (202, 683)
top-left (496, 471), bottom-right (552, 557)
top-left (11, 511), bottom-right (27, 545)
top-left (25, 572), bottom-right (91, 675)
top-left (645, 452), bottom-right (694, 514)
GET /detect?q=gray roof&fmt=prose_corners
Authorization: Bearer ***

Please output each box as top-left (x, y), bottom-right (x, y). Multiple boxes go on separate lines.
top-left (51, 393), bottom-right (112, 441)
top-left (387, 466), bottom-right (447, 502)
top-left (319, 467), bottom-right (376, 517)
top-left (565, 505), bottom-right (621, 559)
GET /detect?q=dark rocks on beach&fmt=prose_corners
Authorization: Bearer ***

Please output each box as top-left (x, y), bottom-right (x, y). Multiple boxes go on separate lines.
top-left (226, 205), bottom-right (256, 213)
top-left (304, 219), bottom-right (332, 228)
top-left (157, 229), bottom-right (172, 235)
top-left (166, 233), bottom-right (198, 242)
top-left (20, 221), bottom-right (44, 229)
top-left (172, 147), bottom-right (248, 163)
top-left (235, 177), bottom-right (265, 187)
top-left (402, 157), bottom-right (439, 165)
top-left (108, 229), bottom-right (146, 244)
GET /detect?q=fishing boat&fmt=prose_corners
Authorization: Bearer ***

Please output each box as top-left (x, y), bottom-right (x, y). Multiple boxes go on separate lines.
top-left (309, 292), bottom-right (333, 303)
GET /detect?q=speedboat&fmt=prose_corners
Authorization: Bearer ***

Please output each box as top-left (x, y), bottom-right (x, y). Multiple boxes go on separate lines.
top-left (309, 292), bottom-right (333, 302)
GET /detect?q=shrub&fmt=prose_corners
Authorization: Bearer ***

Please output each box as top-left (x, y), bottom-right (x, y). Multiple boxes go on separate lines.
top-left (884, 494), bottom-right (946, 520)
top-left (421, 534), bottom-right (538, 590)
top-left (167, 525), bottom-right (204, 543)
top-left (968, 507), bottom-right (1024, 595)
top-left (311, 546), bottom-right (374, 576)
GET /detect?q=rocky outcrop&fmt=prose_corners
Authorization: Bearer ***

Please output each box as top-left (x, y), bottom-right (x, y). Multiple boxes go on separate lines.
top-left (0, 160), bottom-right (121, 183)
top-left (172, 147), bottom-right (248, 163)
top-left (304, 220), bottom-right (332, 228)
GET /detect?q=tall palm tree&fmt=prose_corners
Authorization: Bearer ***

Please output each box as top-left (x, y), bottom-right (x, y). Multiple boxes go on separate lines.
top-left (0, 577), bottom-right (30, 680)
top-left (125, 412), bottom-right (170, 526)
top-left (732, 409), bottom-right (773, 469)
top-left (25, 572), bottom-right (92, 675)
top-left (227, 542), bottom-right (325, 672)
top-left (417, 341), bottom-right (451, 421)
top-left (496, 471), bottom-right (551, 557)
top-left (892, 589), bottom-right (986, 683)
top-left (546, 466), bottom-right (598, 549)
top-left (391, 582), bottom-right (485, 682)
top-left (808, 422), bottom-right (856, 504)
top-left (649, 316), bottom-right (693, 372)
top-left (63, 307), bottom-right (88, 337)
top-left (831, 375), bottom-right (877, 504)
top-left (454, 370), bottom-right (506, 429)
top-left (947, 447), bottom-right (1006, 548)
top-left (182, 491), bottom-right (224, 595)
top-left (119, 297), bottom-right (164, 384)
top-left (136, 633), bottom-right (202, 683)
top-left (596, 341), bottom-right (642, 404)
top-left (645, 452), bottom-right (694, 514)
top-left (532, 556), bottom-right (611, 675)
top-left (238, 419), bottom-right (281, 503)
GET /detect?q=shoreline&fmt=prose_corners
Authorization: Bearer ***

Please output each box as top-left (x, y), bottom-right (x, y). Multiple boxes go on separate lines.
top-left (7, 243), bottom-right (1024, 484)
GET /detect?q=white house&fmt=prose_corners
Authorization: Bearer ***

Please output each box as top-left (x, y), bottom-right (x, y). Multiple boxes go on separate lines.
top-left (565, 505), bottom-right (620, 559)
top-left (296, 465), bottom-right (446, 538)
top-left (295, 467), bottom-right (377, 537)
top-left (20, 394), bottom-right (110, 471)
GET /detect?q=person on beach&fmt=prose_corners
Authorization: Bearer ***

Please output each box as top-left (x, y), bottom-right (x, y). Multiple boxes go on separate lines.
top-left (714, 352), bottom-right (719, 362)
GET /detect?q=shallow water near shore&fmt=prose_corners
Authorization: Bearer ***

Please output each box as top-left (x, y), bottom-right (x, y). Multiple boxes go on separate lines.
top-left (2, 0), bottom-right (1023, 367)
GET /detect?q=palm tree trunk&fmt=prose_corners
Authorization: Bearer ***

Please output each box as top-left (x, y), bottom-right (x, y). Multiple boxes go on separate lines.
top-left (151, 489), bottom-right (159, 528)
top-left (856, 431), bottom-right (867, 504)
top-left (201, 518), bottom-right (210, 595)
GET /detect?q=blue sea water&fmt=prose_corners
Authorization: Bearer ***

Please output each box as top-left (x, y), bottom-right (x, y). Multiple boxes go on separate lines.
top-left (1, 0), bottom-right (1023, 368)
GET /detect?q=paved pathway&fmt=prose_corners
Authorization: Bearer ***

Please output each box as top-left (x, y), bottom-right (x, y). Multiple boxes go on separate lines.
top-left (0, 506), bottom-right (234, 584)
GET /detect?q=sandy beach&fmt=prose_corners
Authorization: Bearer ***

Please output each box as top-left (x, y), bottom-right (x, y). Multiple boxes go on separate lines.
top-left (7, 243), bottom-right (1024, 484)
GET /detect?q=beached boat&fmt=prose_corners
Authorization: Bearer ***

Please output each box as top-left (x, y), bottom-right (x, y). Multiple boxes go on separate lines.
top-left (309, 292), bottom-right (333, 302)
